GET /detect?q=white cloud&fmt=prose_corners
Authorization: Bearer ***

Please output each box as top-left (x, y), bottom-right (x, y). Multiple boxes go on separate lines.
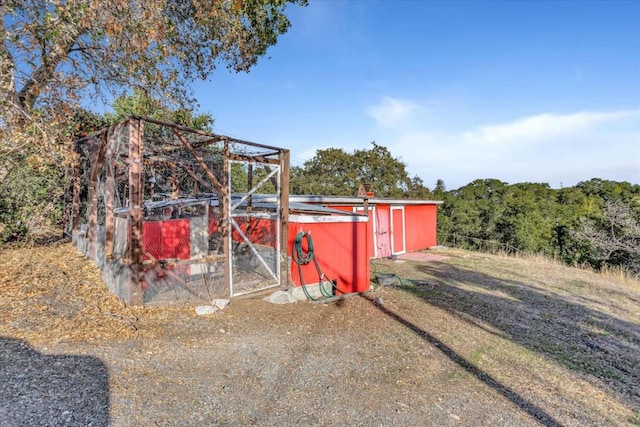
top-left (279, 103), bottom-right (639, 190)
top-left (383, 109), bottom-right (640, 189)
top-left (366, 97), bottom-right (420, 128)
top-left (468, 111), bottom-right (638, 146)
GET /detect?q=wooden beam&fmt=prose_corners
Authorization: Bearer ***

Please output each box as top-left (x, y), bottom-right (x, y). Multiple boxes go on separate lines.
top-left (279, 150), bottom-right (290, 288)
top-left (133, 115), bottom-right (285, 152)
top-left (86, 132), bottom-right (109, 261)
top-left (104, 128), bottom-right (116, 258)
top-left (128, 118), bottom-right (144, 306)
top-left (173, 128), bottom-right (225, 194)
top-left (222, 141), bottom-right (231, 298)
top-left (91, 135), bottom-right (109, 181)
top-left (228, 152), bottom-right (280, 165)
top-left (178, 164), bottom-right (218, 193)
top-left (264, 166), bottom-right (278, 190)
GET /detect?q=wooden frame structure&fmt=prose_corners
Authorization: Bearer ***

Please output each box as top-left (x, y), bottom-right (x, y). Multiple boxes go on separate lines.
top-left (67, 116), bottom-right (290, 306)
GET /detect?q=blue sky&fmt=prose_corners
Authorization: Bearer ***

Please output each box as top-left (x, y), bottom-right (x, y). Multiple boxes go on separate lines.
top-left (192, 0), bottom-right (640, 191)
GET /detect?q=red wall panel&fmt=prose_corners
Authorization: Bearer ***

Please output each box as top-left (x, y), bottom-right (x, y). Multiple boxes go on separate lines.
top-left (209, 217), bottom-right (277, 246)
top-left (143, 219), bottom-right (190, 260)
top-left (288, 221), bottom-right (370, 294)
top-left (326, 205), bottom-right (353, 212)
top-left (404, 205), bottom-right (438, 251)
top-left (353, 207), bottom-right (376, 259)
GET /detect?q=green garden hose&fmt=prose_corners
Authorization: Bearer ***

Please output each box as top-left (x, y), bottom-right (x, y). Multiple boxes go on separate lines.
top-left (292, 231), bottom-right (348, 301)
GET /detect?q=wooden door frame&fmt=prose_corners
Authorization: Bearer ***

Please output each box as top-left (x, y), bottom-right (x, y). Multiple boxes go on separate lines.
top-left (391, 206), bottom-right (406, 255)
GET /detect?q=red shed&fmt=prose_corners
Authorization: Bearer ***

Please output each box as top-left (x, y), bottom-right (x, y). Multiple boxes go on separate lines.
top-left (289, 196), bottom-right (442, 259)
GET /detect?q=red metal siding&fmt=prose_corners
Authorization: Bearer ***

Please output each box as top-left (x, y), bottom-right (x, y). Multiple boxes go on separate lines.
top-left (231, 217), bottom-right (277, 246)
top-left (142, 219), bottom-right (190, 260)
top-left (328, 205), bottom-right (376, 259)
top-left (354, 207), bottom-right (376, 259)
top-left (209, 217), bottom-right (277, 246)
top-left (288, 221), bottom-right (370, 294)
top-left (404, 205), bottom-right (438, 251)
top-left (326, 205), bottom-right (353, 213)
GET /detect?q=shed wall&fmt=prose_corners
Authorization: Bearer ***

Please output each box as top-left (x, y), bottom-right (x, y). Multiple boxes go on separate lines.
top-left (404, 204), bottom-right (438, 251)
top-left (353, 206), bottom-right (376, 259)
top-left (323, 202), bottom-right (439, 257)
top-left (326, 204), bottom-right (376, 259)
top-left (288, 220), bottom-right (370, 294)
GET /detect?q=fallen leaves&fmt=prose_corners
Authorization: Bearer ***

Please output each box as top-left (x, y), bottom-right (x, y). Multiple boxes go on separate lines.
top-left (0, 240), bottom-right (142, 344)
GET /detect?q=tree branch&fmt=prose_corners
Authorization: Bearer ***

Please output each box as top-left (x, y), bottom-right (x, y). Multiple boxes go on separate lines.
top-left (17, 5), bottom-right (86, 108)
top-left (0, 3), bottom-right (17, 102)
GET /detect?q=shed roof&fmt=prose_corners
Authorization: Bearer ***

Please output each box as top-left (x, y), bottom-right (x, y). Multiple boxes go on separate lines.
top-left (286, 195), bottom-right (442, 206)
top-left (113, 196), bottom-right (365, 217)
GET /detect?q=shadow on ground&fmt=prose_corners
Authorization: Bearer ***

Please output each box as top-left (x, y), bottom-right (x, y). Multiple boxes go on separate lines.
top-left (398, 261), bottom-right (640, 408)
top-left (361, 294), bottom-right (563, 427)
top-left (0, 336), bottom-right (109, 427)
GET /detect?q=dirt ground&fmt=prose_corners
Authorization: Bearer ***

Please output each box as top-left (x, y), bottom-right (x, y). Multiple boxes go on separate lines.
top-left (1, 240), bottom-right (639, 426)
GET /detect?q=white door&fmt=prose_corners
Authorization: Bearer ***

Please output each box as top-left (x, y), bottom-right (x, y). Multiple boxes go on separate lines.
top-left (391, 206), bottom-right (405, 255)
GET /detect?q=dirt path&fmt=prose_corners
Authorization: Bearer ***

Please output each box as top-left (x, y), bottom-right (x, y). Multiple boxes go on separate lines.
top-left (1, 242), bottom-right (638, 426)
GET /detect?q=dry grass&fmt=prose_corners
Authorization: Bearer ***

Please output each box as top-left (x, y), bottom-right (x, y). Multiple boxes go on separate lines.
top-left (1, 242), bottom-right (639, 426)
top-left (498, 250), bottom-right (639, 291)
top-left (376, 249), bottom-right (640, 413)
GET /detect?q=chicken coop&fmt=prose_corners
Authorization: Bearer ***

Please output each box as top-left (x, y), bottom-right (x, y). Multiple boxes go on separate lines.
top-left (65, 116), bottom-right (290, 306)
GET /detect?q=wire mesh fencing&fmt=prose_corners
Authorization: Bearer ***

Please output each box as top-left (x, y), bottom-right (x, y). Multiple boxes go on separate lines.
top-left (68, 117), bottom-right (288, 306)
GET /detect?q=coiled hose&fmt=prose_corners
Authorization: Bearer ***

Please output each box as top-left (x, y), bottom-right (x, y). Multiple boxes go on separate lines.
top-left (292, 231), bottom-right (348, 301)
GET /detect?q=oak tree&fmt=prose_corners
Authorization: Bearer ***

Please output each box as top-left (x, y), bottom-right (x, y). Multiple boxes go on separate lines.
top-left (290, 142), bottom-right (432, 198)
top-left (1, 0), bottom-right (305, 160)
top-left (0, 0), bottom-right (304, 241)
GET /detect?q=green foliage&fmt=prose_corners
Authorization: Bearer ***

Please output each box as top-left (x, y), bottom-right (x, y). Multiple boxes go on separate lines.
top-left (229, 162), bottom-right (278, 194)
top-left (2, 0), bottom-right (307, 113)
top-left (437, 177), bottom-right (640, 275)
top-left (0, 156), bottom-right (64, 244)
top-left (291, 142), bottom-right (432, 198)
top-left (0, 107), bottom-right (106, 244)
top-left (1, 0), bottom-right (304, 242)
top-left (291, 145), bottom-right (638, 274)
top-left (0, 197), bottom-right (28, 244)
top-left (104, 89), bottom-right (214, 131)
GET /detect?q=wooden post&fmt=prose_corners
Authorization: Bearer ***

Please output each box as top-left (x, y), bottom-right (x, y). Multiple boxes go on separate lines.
top-left (128, 118), bottom-right (144, 306)
top-left (85, 138), bottom-right (97, 251)
top-left (222, 141), bottom-right (231, 298)
top-left (247, 163), bottom-right (253, 211)
top-left (279, 150), bottom-right (290, 288)
top-left (104, 128), bottom-right (115, 258)
top-left (88, 132), bottom-right (110, 260)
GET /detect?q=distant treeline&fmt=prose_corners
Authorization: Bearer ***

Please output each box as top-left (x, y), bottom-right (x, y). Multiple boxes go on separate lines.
top-left (288, 142), bottom-right (640, 276)
top-left (434, 178), bottom-right (640, 276)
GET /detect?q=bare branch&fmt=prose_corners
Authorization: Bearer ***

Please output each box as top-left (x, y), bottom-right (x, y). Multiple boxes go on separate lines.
top-left (574, 200), bottom-right (640, 273)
